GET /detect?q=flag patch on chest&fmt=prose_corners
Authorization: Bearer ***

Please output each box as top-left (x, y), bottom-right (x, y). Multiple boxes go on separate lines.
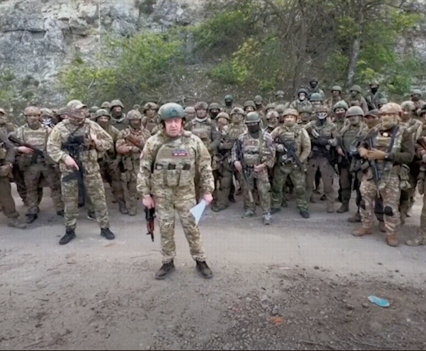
top-left (172, 149), bottom-right (188, 157)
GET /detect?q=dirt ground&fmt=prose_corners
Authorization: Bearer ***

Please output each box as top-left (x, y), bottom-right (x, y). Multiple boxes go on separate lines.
top-left (1, 186), bottom-right (426, 350)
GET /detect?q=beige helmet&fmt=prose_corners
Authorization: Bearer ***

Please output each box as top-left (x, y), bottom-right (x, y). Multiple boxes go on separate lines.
top-left (40, 108), bottom-right (54, 117)
top-left (67, 100), bottom-right (87, 109)
top-left (266, 110), bottom-right (279, 120)
top-left (24, 106), bottom-right (41, 116)
top-left (110, 99), bottom-right (124, 109)
top-left (283, 108), bottom-right (299, 117)
top-left (346, 106), bottom-right (364, 118)
top-left (230, 107), bottom-right (246, 116)
top-left (127, 109), bottom-right (143, 120)
top-left (143, 102), bottom-right (159, 112)
top-left (101, 101), bottom-right (111, 109)
top-left (401, 100), bottom-right (415, 111)
top-left (379, 103), bottom-right (402, 115)
top-left (216, 112), bottom-right (230, 121)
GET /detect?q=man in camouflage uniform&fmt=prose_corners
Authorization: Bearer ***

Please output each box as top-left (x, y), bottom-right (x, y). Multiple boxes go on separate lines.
top-left (377, 97), bottom-right (388, 110)
top-left (141, 102), bottom-right (159, 134)
top-left (94, 109), bottom-right (127, 214)
top-left (223, 95), bottom-right (235, 115)
top-left (137, 103), bottom-right (214, 280)
top-left (116, 110), bottom-right (151, 216)
top-left (364, 80), bottom-right (386, 110)
top-left (307, 78), bottom-right (325, 100)
top-left (265, 110), bottom-right (279, 133)
top-left (309, 93), bottom-right (324, 109)
top-left (347, 85), bottom-right (368, 114)
top-left (332, 101), bottom-right (349, 133)
top-left (101, 101), bottom-right (111, 110)
top-left (335, 106), bottom-right (368, 214)
top-left (11, 106), bottom-right (64, 223)
top-left (353, 103), bottom-right (414, 247)
top-left (0, 131), bottom-right (26, 229)
top-left (271, 109), bottom-right (311, 218)
top-left (254, 95), bottom-right (265, 115)
top-left (208, 103), bottom-right (221, 121)
top-left (410, 89), bottom-right (425, 117)
top-left (47, 106), bottom-right (116, 245)
top-left (243, 100), bottom-right (256, 114)
top-left (275, 90), bottom-right (286, 105)
top-left (290, 88), bottom-right (312, 115)
top-left (304, 105), bottom-right (339, 212)
top-left (231, 112), bottom-right (275, 224)
top-left (88, 106), bottom-right (99, 120)
top-left (110, 99), bottom-right (128, 130)
top-left (325, 86), bottom-right (343, 112)
top-left (184, 106), bottom-right (196, 123)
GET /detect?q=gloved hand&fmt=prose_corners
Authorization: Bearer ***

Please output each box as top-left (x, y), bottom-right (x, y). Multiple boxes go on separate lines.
top-left (276, 144), bottom-right (285, 153)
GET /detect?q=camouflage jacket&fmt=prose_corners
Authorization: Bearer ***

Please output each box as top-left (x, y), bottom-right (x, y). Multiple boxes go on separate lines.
top-left (270, 124), bottom-right (311, 164)
top-left (0, 130), bottom-right (15, 166)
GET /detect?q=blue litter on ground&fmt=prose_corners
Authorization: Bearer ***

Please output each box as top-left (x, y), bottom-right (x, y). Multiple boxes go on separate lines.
top-left (368, 295), bottom-right (390, 307)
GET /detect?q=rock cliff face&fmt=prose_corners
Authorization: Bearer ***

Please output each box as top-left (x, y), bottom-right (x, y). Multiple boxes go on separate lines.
top-left (0, 0), bottom-right (202, 105)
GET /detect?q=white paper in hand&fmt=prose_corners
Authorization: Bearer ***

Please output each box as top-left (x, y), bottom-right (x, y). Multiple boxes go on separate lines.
top-left (190, 199), bottom-right (208, 225)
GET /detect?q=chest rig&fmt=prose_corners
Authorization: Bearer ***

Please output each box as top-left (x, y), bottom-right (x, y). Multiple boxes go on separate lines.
top-left (191, 119), bottom-right (212, 147)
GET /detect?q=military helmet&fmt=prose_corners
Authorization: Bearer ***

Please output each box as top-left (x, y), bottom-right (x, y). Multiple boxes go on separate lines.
top-left (24, 106), bottom-right (41, 116)
top-left (40, 108), bottom-right (54, 117)
top-left (297, 88), bottom-right (308, 96)
top-left (254, 95), bottom-right (263, 104)
top-left (266, 110), bottom-right (279, 120)
top-left (208, 102), bottom-right (221, 111)
top-left (265, 103), bottom-right (276, 112)
top-left (345, 106), bottom-right (364, 118)
top-left (379, 103), bottom-right (402, 115)
top-left (330, 85), bottom-right (342, 92)
top-left (110, 99), bottom-right (124, 109)
top-left (224, 94), bottom-right (233, 102)
top-left (89, 106), bottom-right (99, 114)
top-left (315, 105), bottom-right (329, 114)
top-left (127, 109), bottom-right (143, 120)
top-left (245, 112), bottom-right (261, 124)
top-left (411, 89), bottom-right (422, 97)
top-left (216, 112), bottom-right (230, 121)
top-left (185, 106), bottom-right (195, 113)
top-left (310, 93), bottom-right (322, 102)
top-left (275, 104), bottom-right (287, 114)
top-left (0, 108), bottom-right (6, 115)
top-left (158, 103), bottom-right (185, 120)
top-left (378, 97), bottom-right (388, 105)
top-left (94, 109), bottom-right (111, 119)
top-left (365, 109), bottom-right (380, 118)
top-left (369, 79), bottom-right (379, 86)
top-left (275, 90), bottom-right (284, 97)
top-left (101, 101), bottom-right (111, 109)
top-left (333, 100), bottom-right (349, 111)
top-left (243, 100), bottom-right (256, 109)
top-left (350, 85), bottom-right (362, 93)
top-left (230, 107), bottom-right (245, 116)
top-left (67, 100), bottom-right (87, 109)
top-left (143, 102), bottom-right (159, 112)
top-left (133, 104), bottom-right (141, 110)
top-left (194, 101), bottom-right (208, 110)
top-left (283, 108), bottom-right (299, 117)
top-left (401, 100), bottom-right (415, 111)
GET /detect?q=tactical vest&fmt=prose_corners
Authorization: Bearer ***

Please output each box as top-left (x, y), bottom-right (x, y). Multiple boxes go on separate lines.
top-left (145, 118), bottom-right (158, 133)
top-left (191, 119), bottom-right (212, 148)
top-left (63, 122), bottom-right (98, 164)
top-left (122, 129), bottom-right (147, 171)
top-left (152, 135), bottom-right (194, 189)
top-left (228, 124), bottom-right (247, 141)
top-left (341, 125), bottom-right (360, 151)
top-left (242, 133), bottom-right (263, 166)
top-left (17, 126), bottom-right (49, 168)
top-left (277, 126), bottom-right (302, 155)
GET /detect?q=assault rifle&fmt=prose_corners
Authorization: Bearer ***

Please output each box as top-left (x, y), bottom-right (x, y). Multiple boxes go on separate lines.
top-left (8, 134), bottom-right (45, 164)
top-left (364, 136), bottom-right (381, 191)
top-left (277, 136), bottom-right (304, 171)
top-left (236, 139), bottom-right (254, 202)
top-left (145, 207), bottom-right (155, 242)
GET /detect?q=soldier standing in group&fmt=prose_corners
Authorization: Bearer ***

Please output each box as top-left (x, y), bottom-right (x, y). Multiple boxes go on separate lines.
top-left (94, 109), bottom-right (127, 214)
top-left (137, 103), bottom-right (214, 280)
top-left (47, 107), bottom-right (116, 245)
top-left (243, 100), bottom-right (256, 114)
top-left (275, 90), bottom-right (286, 105)
top-left (410, 89), bottom-right (425, 117)
top-left (101, 101), bottom-right (111, 110)
top-left (325, 86), bottom-right (344, 112)
top-left (231, 112), bottom-right (275, 224)
top-left (377, 97), bottom-right (388, 110)
top-left (331, 101), bottom-right (349, 132)
top-left (307, 78), bottom-right (325, 100)
top-left (309, 93), bottom-right (324, 110)
top-left (0, 131), bottom-right (26, 229)
top-left (347, 85), bottom-right (368, 114)
top-left (116, 110), bottom-right (151, 216)
top-left (364, 80), bottom-right (386, 110)
top-left (304, 105), bottom-right (339, 212)
top-left (353, 103), bottom-right (414, 247)
top-left (265, 110), bottom-right (279, 133)
top-left (184, 106), bottom-right (196, 123)
top-left (290, 88), bottom-right (312, 114)
top-left (270, 109), bottom-right (311, 218)
top-left (10, 106), bottom-right (64, 223)
top-left (208, 103), bottom-right (221, 121)
top-left (110, 99), bottom-right (128, 130)
top-left (254, 96), bottom-right (265, 115)
top-left (223, 95), bottom-right (235, 114)
top-left (335, 106), bottom-right (368, 214)
top-left (141, 102), bottom-right (159, 134)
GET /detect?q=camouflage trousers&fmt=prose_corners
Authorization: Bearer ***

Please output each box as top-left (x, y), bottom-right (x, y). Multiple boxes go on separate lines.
top-left (0, 176), bottom-right (19, 219)
top-left (306, 157), bottom-right (335, 204)
top-left (121, 170), bottom-right (138, 212)
top-left (360, 175), bottom-right (400, 234)
top-left (24, 163), bottom-right (63, 215)
top-left (62, 171), bottom-right (109, 230)
top-left (99, 159), bottom-right (124, 202)
top-left (155, 194), bottom-right (206, 264)
top-left (12, 164), bottom-right (26, 203)
top-left (243, 177), bottom-right (271, 214)
top-left (272, 165), bottom-right (307, 211)
top-left (419, 194), bottom-right (426, 239)
top-left (215, 164), bottom-right (233, 208)
top-left (339, 164), bottom-right (361, 206)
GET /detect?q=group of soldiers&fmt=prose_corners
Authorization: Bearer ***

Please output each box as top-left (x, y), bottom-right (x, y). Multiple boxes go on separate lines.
top-left (1, 77), bottom-right (426, 278)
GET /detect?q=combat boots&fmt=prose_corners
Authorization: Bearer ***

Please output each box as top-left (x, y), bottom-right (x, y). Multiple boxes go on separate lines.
top-left (300, 209), bottom-right (310, 219)
top-left (309, 195), bottom-right (316, 203)
top-left (336, 203), bottom-right (349, 213)
top-left (100, 228), bottom-right (115, 240)
top-left (56, 210), bottom-right (64, 217)
top-left (263, 212), bottom-right (271, 225)
top-left (386, 234), bottom-right (398, 247)
top-left (118, 200), bottom-right (129, 215)
top-left (352, 226), bottom-right (372, 237)
top-left (8, 218), bottom-right (27, 229)
top-left (128, 207), bottom-right (137, 216)
top-left (406, 235), bottom-right (426, 246)
top-left (326, 202), bottom-right (334, 213)
top-left (155, 260), bottom-right (175, 280)
top-left (347, 211), bottom-right (361, 223)
top-left (87, 210), bottom-right (96, 221)
top-left (244, 209), bottom-right (254, 217)
top-left (59, 228), bottom-right (76, 245)
top-left (196, 261), bottom-right (213, 279)
top-left (25, 214), bottom-right (37, 224)
top-left (378, 221), bottom-right (386, 233)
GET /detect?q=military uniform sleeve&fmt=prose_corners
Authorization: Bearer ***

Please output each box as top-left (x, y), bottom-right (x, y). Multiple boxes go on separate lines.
top-left (329, 124), bottom-right (340, 147)
top-left (47, 125), bottom-right (67, 163)
top-left (299, 128), bottom-right (311, 163)
top-left (360, 97), bottom-right (368, 114)
top-left (388, 129), bottom-right (414, 165)
top-left (209, 122), bottom-right (220, 153)
top-left (231, 135), bottom-right (243, 164)
top-left (90, 122), bottom-right (113, 152)
top-left (0, 131), bottom-right (15, 164)
top-left (116, 130), bottom-right (129, 154)
top-left (262, 133), bottom-right (276, 169)
top-left (196, 138), bottom-right (215, 194)
top-left (137, 138), bottom-right (156, 197)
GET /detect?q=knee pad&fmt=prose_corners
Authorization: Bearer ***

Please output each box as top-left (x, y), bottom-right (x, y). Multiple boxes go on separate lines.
top-left (359, 199), bottom-right (366, 210)
top-left (384, 206), bottom-right (394, 217)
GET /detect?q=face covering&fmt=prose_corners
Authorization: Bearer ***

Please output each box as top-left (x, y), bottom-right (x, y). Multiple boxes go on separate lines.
top-left (247, 124), bottom-right (260, 134)
top-left (42, 118), bottom-right (52, 127)
top-left (412, 95), bottom-right (419, 102)
top-left (310, 82), bottom-right (318, 89)
top-left (350, 91), bottom-right (358, 98)
top-left (210, 111), bottom-right (219, 119)
top-left (371, 87), bottom-right (378, 94)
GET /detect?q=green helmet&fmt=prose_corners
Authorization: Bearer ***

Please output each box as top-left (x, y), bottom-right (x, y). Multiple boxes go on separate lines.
top-left (265, 103), bottom-right (276, 112)
top-left (208, 102), bottom-right (221, 111)
top-left (378, 97), bottom-right (388, 105)
top-left (411, 89), bottom-right (422, 97)
top-left (254, 95), bottom-right (263, 104)
top-left (158, 103), bottom-right (185, 120)
top-left (275, 90), bottom-right (284, 97)
top-left (275, 104), bottom-right (287, 113)
top-left (243, 100), bottom-right (256, 110)
top-left (330, 85), bottom-right (342, 92)
top-left (370, 79), bottom-right (379, 86)
top-left (94, 109), bottom-right (111, 119)
top-left (224, 95), bottom-right (233, 102)
top-left (89, 106), bottom-right (99, 114)
top-left (350, 85), bottom-right (362, 93)
top-left (245, 112), bottom-right (260, 124)
top-left (101, 101), bottom-right (111, 109)
top-left (310, 93), bottom-right (322, 102)
top-left (333, 100), bottom-right (349, 111)
top-left (401, 100), bottom-right (415, 111)
top-left (127, 109), bottom-right (143, 120)
top-left (346, 106), bottom-right (364, 118)
top-left (297, 88), bottom-right (308, 96)
top-left (110, 99), bottom-right (124, 109)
